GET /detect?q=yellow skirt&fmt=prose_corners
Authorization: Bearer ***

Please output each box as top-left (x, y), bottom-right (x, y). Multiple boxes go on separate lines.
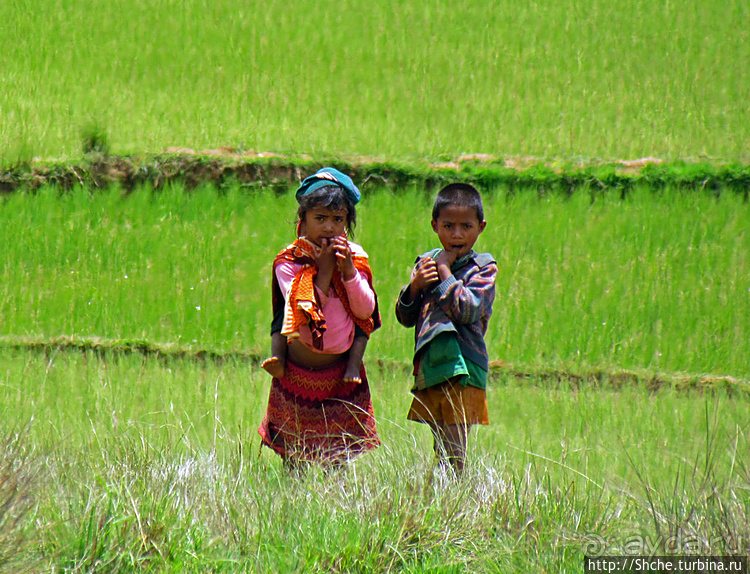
top-left (407, 378), bottom-right (489, 426)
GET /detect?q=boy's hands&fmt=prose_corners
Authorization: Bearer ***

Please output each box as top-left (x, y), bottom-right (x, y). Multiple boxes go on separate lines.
top-left (408, 256), bottom-right (439, 300)
top-left (434, 248), bottom-right (458, 282)
top-left (407, 249), bottom-right (457, 301)
top-left (434, 248), bottom-right (458, 269)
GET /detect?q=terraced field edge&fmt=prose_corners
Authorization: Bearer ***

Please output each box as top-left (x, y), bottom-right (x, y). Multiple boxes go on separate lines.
top-left (2, 152), bottom-right (750, 195)
top-left (3, 335), bottom-right (748, 398)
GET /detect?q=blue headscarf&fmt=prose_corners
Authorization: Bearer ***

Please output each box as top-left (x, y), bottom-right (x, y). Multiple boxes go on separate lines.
top-left (295, 167), bottom-right (360, 205)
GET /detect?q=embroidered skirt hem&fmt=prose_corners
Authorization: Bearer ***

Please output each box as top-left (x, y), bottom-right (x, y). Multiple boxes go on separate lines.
top-left (258, 358), bottom-right (379, 462)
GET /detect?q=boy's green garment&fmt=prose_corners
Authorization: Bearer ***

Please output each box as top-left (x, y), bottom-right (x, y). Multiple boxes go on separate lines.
top-left (414, 332), bottom-right (488, 391)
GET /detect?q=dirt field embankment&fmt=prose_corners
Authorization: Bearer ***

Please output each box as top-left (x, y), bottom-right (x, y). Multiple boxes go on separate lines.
top-left (2, 150), bottom-right (749, 196)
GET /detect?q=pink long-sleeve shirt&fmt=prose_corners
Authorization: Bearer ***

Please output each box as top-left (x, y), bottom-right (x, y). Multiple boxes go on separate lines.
top-left (276, 242), bottom-right (376, 354)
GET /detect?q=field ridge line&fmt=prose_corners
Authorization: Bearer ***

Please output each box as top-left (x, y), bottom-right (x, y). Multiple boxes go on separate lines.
top-left (2, 153), bottom-right (749, 195)
top-left (1, 335), bottom-right (748, 397)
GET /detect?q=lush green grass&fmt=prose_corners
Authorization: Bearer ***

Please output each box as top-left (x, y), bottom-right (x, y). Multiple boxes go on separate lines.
top-left (1, 185), bottom-right (748, 570)
top-left (0, 184), bottom-right (280, 353)
top-left (1, 185), bottom-right (749, 380)
top-left (2, 0), bottom-right (749, 162)
top-left (482, 187), bottom-right (750, 378)
top-left (3, 0), bottom-right (749, 569)
top-left (1, 350), bottom-right (748, 571)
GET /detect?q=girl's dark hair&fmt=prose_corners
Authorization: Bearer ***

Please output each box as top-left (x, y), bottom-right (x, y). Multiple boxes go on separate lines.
top-left (432, 183), bottom-right (484, 222)
top-left (297, 185), bottom-right (357, 235)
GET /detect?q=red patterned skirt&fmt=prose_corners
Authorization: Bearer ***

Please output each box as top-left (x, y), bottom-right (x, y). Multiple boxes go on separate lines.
top-left (258, 358), bottom-right (380, 462)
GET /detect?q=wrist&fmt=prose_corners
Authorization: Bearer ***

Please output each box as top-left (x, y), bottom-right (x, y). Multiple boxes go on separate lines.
top-left (407, 284), bottom-right (420, 302)
top-left (436, 262), bottom-right (452, 281)
top-left (315, 268), bottom-right (333, 287)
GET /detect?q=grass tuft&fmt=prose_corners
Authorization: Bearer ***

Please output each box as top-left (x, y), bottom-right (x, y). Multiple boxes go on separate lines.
top-left (81, 124), bottom-right (110, 157)
top-left (0, 430), bottom-right (42, 573)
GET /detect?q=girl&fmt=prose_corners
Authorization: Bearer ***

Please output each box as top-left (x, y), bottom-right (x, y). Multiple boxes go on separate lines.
top-left (258, 168), bottom-right (381, 466)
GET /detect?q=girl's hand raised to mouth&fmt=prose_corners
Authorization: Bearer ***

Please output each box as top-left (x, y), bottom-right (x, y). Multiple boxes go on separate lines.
top-left (332, 235), bottom-right (356, 280)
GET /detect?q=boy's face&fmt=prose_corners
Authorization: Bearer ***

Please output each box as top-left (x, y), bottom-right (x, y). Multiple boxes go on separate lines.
top-left (302, 206), bottom-right (348, 246)
top-left (431, 204), bottom-right (486, 260)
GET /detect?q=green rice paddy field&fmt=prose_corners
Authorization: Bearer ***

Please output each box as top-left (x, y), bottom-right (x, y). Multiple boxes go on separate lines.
top-left (1, 186), bottom-right (749, 571)
top-left (2, 0), bottom-right (750, 571)
top-left (1, 0), bottom-right (749, 161)
top-left (2, 185), bottom-right (750, 380)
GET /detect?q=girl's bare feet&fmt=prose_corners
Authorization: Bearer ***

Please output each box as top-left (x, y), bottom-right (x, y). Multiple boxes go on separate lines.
top-left (261, 356), bottom-right (286, 378)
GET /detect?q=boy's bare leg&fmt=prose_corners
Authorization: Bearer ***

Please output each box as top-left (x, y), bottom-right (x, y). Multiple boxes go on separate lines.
top-left (261, 332), bottom-right (287, 378)
top-left (428, 422), bottom-right (470, 476)
top-left (442, 423), bottom-right (470, 476)
top-left (428, 421), bottom-right (448, 462)
top-left (343, 335), bottom-right (367, 383)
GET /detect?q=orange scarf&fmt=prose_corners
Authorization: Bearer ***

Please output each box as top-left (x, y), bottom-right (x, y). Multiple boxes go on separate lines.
top-left (271, 237), bottom-right (380, 350)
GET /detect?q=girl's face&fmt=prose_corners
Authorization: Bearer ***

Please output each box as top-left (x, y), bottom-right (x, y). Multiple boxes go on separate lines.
top-left (302, 206), bottom-right (348, 246)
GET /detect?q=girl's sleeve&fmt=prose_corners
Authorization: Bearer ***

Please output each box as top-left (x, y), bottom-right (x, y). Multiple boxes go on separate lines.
top-left (275, 261), bottom-right (296, 301)
top-left (343, 271), bottom-right (376, 319)
top-left (433, 262), bottom-right (497, 324)
top-left (276, 260), bottom-right (329, 305)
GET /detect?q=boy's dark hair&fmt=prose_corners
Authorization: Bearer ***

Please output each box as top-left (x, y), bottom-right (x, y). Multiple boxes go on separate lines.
top-left (297, 184), bottom-right (357, 235)
top-left (432, 183), bottom-right (484, 222)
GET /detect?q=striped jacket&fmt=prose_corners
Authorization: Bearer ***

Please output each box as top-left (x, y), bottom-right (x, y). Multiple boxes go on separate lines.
top-left (395, 249), bottom-right (497, 371)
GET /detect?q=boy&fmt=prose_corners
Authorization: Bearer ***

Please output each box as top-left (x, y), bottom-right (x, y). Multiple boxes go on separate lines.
top-left (395, 183), bottom-right (497, 475)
